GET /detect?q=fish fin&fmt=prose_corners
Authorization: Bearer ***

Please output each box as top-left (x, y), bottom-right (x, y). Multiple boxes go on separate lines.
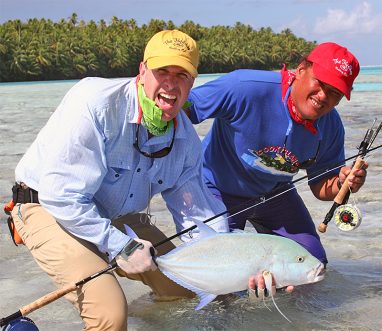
top-left (191, 219), bottom-right (217, 237)
top-left (160, 269), bottom-right (217, 310)
top-left (123, 224), bottom-right (139, 239)
top-left (263, 271), bottom-right (292, 323)
top-left (195, 293), bottom-right (217, 310)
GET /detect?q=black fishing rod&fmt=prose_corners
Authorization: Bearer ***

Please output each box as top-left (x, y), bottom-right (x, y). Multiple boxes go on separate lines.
top-left (2, 142), bottom-right (382, 328)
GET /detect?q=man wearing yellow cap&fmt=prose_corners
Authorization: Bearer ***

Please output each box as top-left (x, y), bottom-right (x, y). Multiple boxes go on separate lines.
top-left (9, 30), bottom-right (230, 330)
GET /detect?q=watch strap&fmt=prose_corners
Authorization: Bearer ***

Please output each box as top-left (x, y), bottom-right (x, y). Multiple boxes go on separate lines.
top-left (120, 238), bottom-right (144, 260)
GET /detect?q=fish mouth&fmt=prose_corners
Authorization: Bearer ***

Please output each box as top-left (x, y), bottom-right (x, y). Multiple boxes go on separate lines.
top-left (308, 262), bottom-right (326, 283)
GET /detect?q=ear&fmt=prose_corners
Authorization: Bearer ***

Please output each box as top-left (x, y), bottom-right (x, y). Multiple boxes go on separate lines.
top-left (294, 63), bottom-right (306, 79)
top-left (139, 62), bottom-right (146, 84)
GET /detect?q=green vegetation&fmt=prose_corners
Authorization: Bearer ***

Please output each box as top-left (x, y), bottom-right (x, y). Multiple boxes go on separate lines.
top-left (0, 13), bottom-right (316, 82)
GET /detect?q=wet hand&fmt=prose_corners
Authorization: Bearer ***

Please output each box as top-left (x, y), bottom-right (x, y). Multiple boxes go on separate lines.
top-left (247, 272), bottom-right (294, 301)
top-left (339, 163), bottom-right (368, 193)
top-left (116, 238), bottom-right (157, 274)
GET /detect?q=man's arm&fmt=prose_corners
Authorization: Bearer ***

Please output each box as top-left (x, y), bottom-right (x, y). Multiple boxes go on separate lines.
top-left (36, 80), bottom-right (131, 261)
top-left (310, 165), bottom-right (368, 200)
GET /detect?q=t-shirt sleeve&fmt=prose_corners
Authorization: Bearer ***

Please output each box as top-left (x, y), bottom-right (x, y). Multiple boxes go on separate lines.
top-left (188, 71), bottom-right (240, 124)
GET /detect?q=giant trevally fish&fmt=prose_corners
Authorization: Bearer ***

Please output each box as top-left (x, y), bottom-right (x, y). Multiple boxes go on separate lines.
top-left (156, 220), bottom-right (325, 314)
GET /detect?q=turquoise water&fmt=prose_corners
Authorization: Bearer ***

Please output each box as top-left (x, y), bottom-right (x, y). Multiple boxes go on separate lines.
top-left (353, 65), bottom-right (382, 91)
top-left (1, 68), bottom-right (382, 330)
top-left (360, 65), bottom-right (382, 75)
top-left (1, 66), bottom-right (381, 91)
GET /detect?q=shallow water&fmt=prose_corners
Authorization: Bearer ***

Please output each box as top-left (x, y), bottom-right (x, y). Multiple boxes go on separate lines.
top-left (0, 70), bottom-right (381, 330)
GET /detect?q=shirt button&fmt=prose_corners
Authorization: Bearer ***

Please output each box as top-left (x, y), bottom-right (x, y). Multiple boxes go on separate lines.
top-left (115, 174), bottom-right (120, 178)
top-left (158, 179), bottom-right (163, 184)
top-left (130, 193), bottom-right (134, 198)
top-left (137, 168), bottom-right (141, 173)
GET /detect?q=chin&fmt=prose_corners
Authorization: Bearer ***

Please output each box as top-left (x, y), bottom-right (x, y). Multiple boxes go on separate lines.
top-left (300, 110), bottom-right (319, 121)
top-left (162, 114), bottom-right (176, 122)
top-left (162, 110), bottom-right (179, 122)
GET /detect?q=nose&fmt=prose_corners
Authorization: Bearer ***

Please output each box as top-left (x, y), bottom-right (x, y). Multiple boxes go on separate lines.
top-left (162, 73), bottom-right (180, 89)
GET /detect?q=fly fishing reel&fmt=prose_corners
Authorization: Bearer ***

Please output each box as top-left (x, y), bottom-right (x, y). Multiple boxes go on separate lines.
top-left (334, 204), bottom-right (362, 232)
top-left (318, 119), bottom-right (381, 234)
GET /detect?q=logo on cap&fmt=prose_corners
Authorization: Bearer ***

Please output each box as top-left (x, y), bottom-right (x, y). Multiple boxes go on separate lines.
top-left (164, 37), bottom-right (191, 53)
top-left (333, 58), bottom-right (353, 77)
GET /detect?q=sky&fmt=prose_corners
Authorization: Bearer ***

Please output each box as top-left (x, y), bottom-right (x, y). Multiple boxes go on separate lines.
top-left (1, 0), bottom-right (382, 66)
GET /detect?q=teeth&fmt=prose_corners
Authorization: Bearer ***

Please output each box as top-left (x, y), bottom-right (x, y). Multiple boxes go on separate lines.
top-left (311, 98), bottom-right (320, 107)
top-left (159, 92), bottom-right (176, 100)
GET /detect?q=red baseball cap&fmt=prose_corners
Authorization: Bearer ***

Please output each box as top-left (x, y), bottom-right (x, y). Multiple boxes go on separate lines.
top-left (307, 42), bottom-right (360, 100)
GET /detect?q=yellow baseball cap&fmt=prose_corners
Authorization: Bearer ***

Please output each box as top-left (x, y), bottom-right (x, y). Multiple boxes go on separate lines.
top-left (144, 30), bottom-right (199, 78)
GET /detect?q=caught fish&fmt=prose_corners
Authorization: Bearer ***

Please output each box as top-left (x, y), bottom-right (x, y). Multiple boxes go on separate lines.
top-left (156, 220), bottom-right (325, 312)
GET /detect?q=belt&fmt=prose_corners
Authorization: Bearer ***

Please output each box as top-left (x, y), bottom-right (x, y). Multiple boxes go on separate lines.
top-left (12, 183), bottom-right (39, 204)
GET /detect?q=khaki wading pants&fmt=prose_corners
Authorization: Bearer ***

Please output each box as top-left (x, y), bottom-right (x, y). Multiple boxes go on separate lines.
top-left (11, 203), bottom-right (194, 331)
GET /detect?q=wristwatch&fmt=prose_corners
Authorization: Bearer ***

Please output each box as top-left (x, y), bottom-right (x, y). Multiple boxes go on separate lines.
top-left (119, 238), bottom-right (144, 260)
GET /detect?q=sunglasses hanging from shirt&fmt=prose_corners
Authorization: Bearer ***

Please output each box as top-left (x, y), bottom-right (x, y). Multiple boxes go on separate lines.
top-left (133, 123), bottom-right (176, 158)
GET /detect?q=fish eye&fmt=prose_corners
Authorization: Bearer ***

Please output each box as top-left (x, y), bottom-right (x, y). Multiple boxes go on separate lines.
top-left (296, 256), bottom-right (305, 263)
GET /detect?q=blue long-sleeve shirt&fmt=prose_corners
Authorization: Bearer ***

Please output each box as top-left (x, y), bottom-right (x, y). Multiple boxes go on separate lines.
top-left (15, 77), bottom-right (228, 261)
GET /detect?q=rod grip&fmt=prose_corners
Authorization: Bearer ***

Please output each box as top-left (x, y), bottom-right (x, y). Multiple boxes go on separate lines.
top-left (19, 283), bottom-right (77, 316)
top-left (334, 158), bottom-right (365, 204)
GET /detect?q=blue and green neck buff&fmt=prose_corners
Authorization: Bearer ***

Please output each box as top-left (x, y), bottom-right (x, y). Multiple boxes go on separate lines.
top-left (137, 82), bottom-right (172, 136)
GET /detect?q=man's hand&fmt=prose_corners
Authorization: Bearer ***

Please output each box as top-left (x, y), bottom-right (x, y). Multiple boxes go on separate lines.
top-left (116, 238), bottom-right (157, 274)
top-left (247, 272), bottom-right (294, 300)
top-left (338, 162), bottom-right (368, 193)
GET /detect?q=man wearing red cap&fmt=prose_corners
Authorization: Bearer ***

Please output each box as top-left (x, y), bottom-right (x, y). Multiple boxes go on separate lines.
top-left (187, 42), bottom-right (367, 270)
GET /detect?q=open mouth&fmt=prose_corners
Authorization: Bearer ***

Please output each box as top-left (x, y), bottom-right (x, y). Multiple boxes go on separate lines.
top-left (310, 97), bottom-right (322, 109)
top-left (158, 92), bottom-right (176, 108)
top-left (310, 262), bottom-right (326, 283)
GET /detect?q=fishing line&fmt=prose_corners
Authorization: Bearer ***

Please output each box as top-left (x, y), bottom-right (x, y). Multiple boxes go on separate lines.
top-left (216, 163), bottom-right (345, 228)
top-left (211, 143), bottom-right (382, 228)
top-left (209, 152), bottom-right (366, 231)
top-left (155, 143), bottom-right (382, 247)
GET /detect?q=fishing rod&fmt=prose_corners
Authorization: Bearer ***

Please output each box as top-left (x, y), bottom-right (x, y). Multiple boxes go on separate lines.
top-left (154, 141), bottom-right (382, 248)
top-left (318, 120), bottom-right (382, 233)
top-left (0, 262), bottom-right (117, 328)
top-left (2, 137), bottom-right (382, 328)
